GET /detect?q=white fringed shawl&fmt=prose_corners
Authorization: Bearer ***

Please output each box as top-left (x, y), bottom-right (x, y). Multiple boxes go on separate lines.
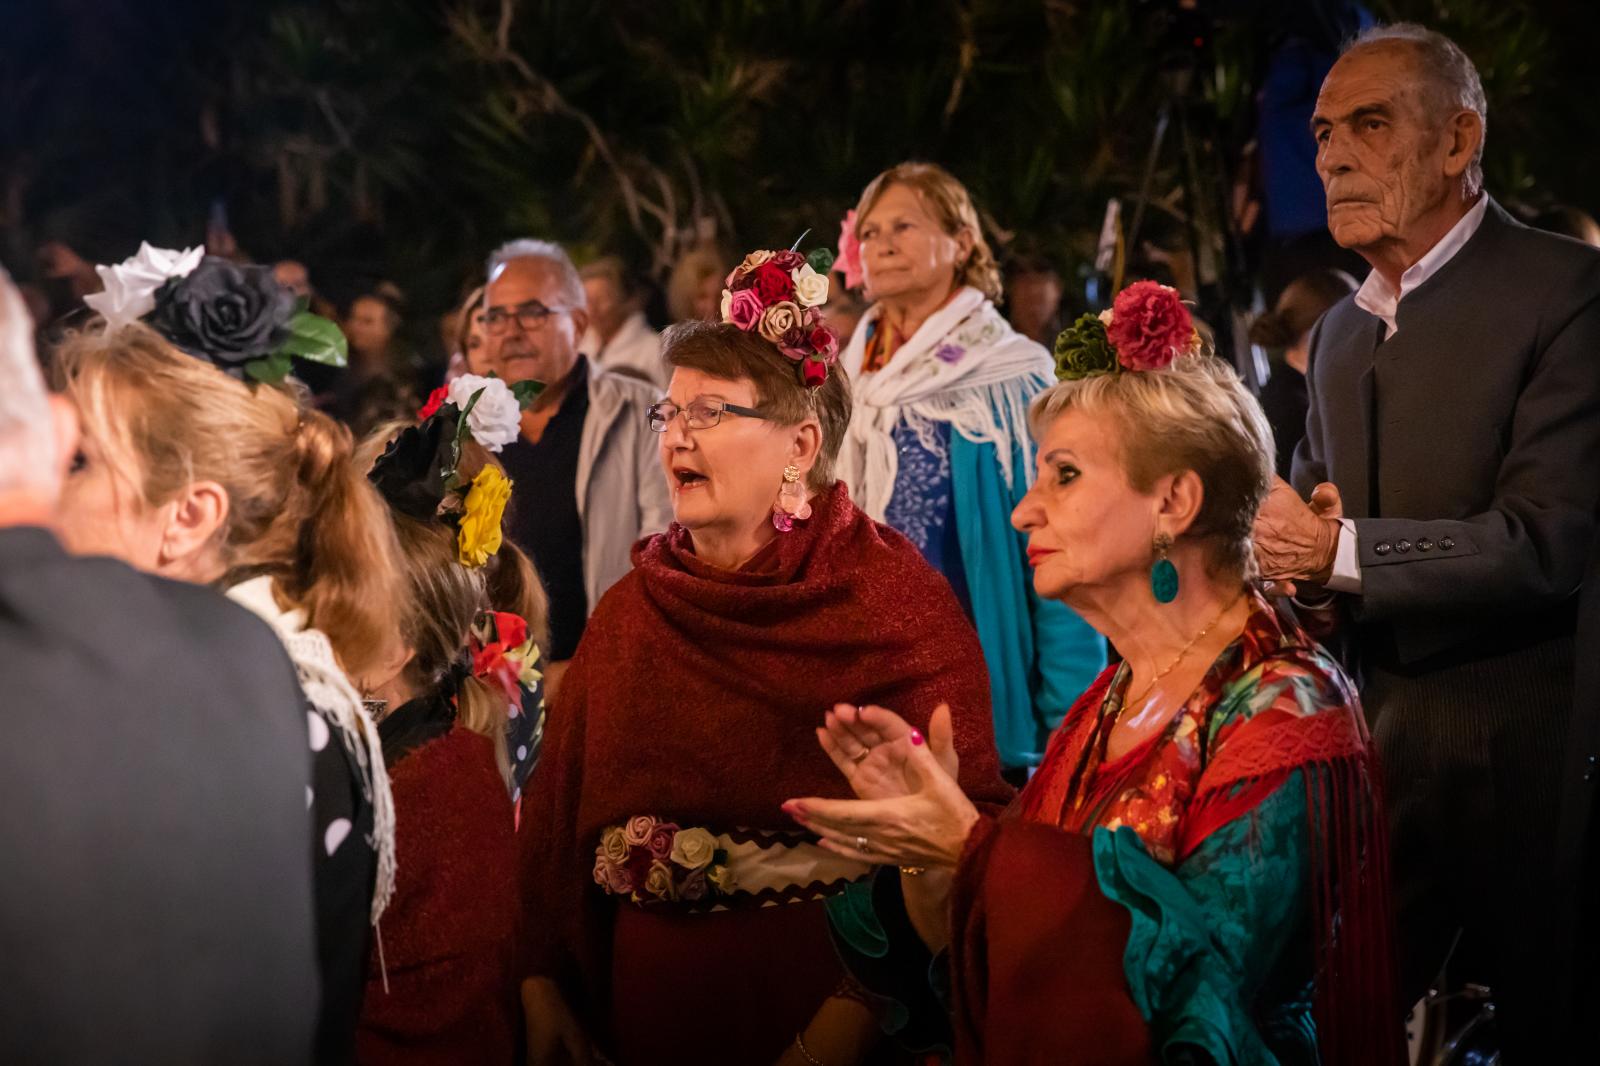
top-left (837, 286), bottom-right (1053, 521)
top-left (226, 576), bottom-right (396, 925)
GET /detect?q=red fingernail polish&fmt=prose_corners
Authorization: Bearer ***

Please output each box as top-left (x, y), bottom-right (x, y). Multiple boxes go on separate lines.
top-left (910, 730), bottom-right (924, 746)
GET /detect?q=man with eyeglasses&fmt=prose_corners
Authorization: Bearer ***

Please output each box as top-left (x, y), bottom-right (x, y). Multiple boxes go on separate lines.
top-left (471, 239), bottom-right (670, 693)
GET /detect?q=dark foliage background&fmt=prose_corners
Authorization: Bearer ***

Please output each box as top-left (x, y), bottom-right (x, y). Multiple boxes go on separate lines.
top-left (2, 0), bottom-right (1594, 320)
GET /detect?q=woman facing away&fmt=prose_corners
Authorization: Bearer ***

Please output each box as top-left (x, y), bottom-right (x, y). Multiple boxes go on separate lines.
top-left (789, 284), bottom-right (1403, 1066)
top-left (836, 162), bottom-right (1105, 775)
top-left (518, 244), bottom-right (1012, 1066)
top-left (54, 246), bottom-right (403, 1066)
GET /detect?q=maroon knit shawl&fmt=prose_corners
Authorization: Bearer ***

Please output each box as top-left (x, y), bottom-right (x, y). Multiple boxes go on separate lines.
top-left (948, 607), bottom-right (1403, 1066)
top-left (520, 481), bottom-right (1011, 1025)
top-left (356, 728), bottom-right (520, 1066)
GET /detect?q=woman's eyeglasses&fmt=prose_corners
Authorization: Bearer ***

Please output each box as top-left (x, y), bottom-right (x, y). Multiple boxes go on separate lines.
top-left (648, 398), bottom-right (767, 433)
top-left (482, 300), bottom-right (569, 336)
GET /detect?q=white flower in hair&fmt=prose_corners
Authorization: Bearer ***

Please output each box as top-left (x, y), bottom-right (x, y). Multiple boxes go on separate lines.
top-left (446, 373), bottom-right (521, 452)
top-left (84, 242), bottom-right (205, 332)
top-left (791, 264), bottom-right (830, 308)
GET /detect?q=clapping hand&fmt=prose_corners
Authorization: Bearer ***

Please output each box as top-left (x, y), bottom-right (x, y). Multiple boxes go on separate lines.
top-left (784, 704), bottom-right (979, 869)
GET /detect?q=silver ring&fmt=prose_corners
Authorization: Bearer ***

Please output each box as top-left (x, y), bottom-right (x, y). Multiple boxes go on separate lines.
top-left (855, 835), bottom-right (871, 853)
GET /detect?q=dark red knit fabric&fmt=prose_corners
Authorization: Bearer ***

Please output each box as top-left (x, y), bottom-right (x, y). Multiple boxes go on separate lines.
top-left (356, 727), bottom-right (520, 1066)
top-left (949, 819), bottom-right (1153, 1065)
top-left (519, 481), bottom-right (1012, 1056)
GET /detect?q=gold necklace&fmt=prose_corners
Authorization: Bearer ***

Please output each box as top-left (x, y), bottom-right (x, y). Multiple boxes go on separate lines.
top-left (1124, 592), bottom-right (1245, 711)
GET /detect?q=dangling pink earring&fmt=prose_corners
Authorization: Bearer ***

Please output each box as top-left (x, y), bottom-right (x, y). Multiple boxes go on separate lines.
top-left (773, 464), bottom-right (811, 532)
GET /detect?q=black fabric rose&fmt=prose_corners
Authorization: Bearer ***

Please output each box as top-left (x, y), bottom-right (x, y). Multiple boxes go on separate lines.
top-left (150, 256), bottom-right (297, 372)
top-left (368, 405), bottom-right (460, 520)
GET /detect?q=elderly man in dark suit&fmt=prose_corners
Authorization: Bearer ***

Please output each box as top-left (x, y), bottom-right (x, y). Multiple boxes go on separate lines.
top-left (0, 272), bottom-right (319, 1063)
top-left (1251, 23), bottom-right (1600, 1059)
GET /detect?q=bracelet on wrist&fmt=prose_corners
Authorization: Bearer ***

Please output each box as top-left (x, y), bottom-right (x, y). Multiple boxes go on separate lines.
top-left (793, 1030), bottom-right (827, 1066)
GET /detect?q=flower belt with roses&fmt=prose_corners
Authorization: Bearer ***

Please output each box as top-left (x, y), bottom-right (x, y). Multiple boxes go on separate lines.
top-left (593, 816), bottom-right (873, 911)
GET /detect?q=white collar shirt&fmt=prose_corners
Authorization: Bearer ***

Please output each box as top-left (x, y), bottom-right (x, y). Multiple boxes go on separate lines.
top-left (1353, 194), bottom-right (1489, 336)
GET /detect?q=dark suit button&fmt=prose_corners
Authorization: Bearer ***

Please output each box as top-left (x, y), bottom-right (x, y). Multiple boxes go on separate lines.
top-left (1440, 537), bottom-right (1455, 551)
top-left (1397, 540), bottom-right (1413, 553)
top-left (1588, 755), bottom-right (1598, 782)
top-left (1418, 538), bottom-right (1435, 552)
top-left (1374, 542), bottom-right (1392, 556)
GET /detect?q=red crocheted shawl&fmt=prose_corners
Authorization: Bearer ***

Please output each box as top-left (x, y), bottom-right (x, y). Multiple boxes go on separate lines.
top-left (520, 481), bottom-right (1012, 1021)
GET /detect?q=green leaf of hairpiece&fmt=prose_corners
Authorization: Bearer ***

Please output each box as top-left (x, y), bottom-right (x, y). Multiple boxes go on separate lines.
top-left (1053, 313), bottom-right (1120, 381)
top-left (511, 379), bottom-right (544, 409)
top-left (807, 247), bottom-right (836, 274)
top-left (244, 351), bottom-right (293, 384)
top-left (445, 386), bottom-right (487, 480)
top-left (276, 311), bottom-right (349, 367)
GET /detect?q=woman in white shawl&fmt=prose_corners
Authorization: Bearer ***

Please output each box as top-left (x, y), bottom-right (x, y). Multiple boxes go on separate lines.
top-left (54, 247), bottom-right (402, 1065)
top-left (836, 162), bottom-right (1104, 774)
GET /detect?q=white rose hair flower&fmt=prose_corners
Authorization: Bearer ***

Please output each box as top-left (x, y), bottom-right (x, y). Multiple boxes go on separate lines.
top-left (84, 242), bottom-right (204, 332)
top-left (447, 373), bottom-right (521, 453)
top-left (790, 264), bottom-right (830, 308)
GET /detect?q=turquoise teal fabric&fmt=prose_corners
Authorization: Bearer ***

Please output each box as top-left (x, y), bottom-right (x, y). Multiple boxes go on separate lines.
top-left (949, 424), bottom-right (1105, 768)
top-left (1094, 776), bottom-right (1317, 1066)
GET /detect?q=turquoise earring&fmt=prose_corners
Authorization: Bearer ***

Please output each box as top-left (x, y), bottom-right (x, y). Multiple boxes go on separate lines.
top-left (1151, 533), bottom-right (1179, 604)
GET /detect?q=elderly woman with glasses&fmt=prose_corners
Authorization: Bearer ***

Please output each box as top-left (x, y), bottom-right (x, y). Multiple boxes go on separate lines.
top-left (518, 247), bottom-right (1012, 1066)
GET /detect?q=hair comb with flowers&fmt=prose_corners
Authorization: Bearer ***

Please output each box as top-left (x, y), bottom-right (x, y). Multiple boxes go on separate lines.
top-left (468, 610), bottom-right (543, 715)
top-left (720, 236), bottom-right (842, 387)
top-left (1052, 280), bottom-right (1203, 381)
top-left (86, 242), bottom-right (347, 385)
top-left (370, 374), bottom-right (541, 568)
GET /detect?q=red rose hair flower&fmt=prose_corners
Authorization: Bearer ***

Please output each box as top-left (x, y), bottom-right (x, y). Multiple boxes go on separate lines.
top-left (417, 384), bottom-right (449, 420)
top-left (751, 262), bottom-right (796, 304)
top-left (1106, 281), bottom-right (1195, 371)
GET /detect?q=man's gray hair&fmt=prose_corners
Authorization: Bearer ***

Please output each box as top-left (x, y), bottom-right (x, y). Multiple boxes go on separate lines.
top-left (1346, 23), bottom-right (1488, 196)
top-left (486, 238), bottom-right (587, 309)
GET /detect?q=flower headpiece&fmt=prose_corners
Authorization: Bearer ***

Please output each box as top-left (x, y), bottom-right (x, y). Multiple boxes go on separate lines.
top-left (1052, 280), bottom-right (1203, 381)
top-left (369, 374), bottom-right (540, 567)
top-left (469, 610), bottom-right (543, 715)
top-left (86, 243), bottom-right (346, 384)
top-left (719, 237), bottom-right (842, 388)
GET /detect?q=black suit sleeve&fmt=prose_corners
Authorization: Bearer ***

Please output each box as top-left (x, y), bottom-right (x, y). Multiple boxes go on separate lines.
top-left (1351, 280), bottom-right (1600, 621)
top-left (1289, 315), bottom-right (1331, 495)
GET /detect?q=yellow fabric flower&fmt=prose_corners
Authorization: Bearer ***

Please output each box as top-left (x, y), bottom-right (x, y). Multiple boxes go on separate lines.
top-left (458, 465), bottom-right (511, 567)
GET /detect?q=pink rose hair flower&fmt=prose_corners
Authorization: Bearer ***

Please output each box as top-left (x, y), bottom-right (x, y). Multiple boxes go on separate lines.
top-left (726, 288), bottom-right (764, 331)
top-left (1105, 281), bottom-right (1196, 372)
top-left (837, 210), bottom-right (864, 290)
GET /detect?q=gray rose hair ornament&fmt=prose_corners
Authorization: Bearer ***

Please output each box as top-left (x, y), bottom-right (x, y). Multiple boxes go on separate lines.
top-left (85, 242), bottom-right (347, 384)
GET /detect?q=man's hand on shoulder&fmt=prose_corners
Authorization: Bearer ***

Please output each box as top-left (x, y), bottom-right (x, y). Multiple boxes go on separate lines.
top-left (1253, 478), bottom-right (1342, 589)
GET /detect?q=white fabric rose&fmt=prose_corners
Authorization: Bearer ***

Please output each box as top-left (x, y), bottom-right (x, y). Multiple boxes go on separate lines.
top-left (447, 373), bottom-right (521, 453)
top-left (719, 287), bottom-right (733, 322)
top-left (84, 242), bottom-right (204, 332)
top-left (791, 264), bottom-right (830, 308)
top-left (669, 827), bottom-right (718, 871)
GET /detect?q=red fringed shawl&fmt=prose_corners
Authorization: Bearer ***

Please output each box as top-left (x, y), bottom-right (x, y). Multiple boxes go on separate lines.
top-left (952, 595), bottom-right (1402, 1066)
top-left (520, 481), bottom-right (1012, 1024)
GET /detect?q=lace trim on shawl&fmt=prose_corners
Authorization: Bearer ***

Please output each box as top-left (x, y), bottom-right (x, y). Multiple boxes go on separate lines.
top-left (226, 576), bottom-right (396, 924)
